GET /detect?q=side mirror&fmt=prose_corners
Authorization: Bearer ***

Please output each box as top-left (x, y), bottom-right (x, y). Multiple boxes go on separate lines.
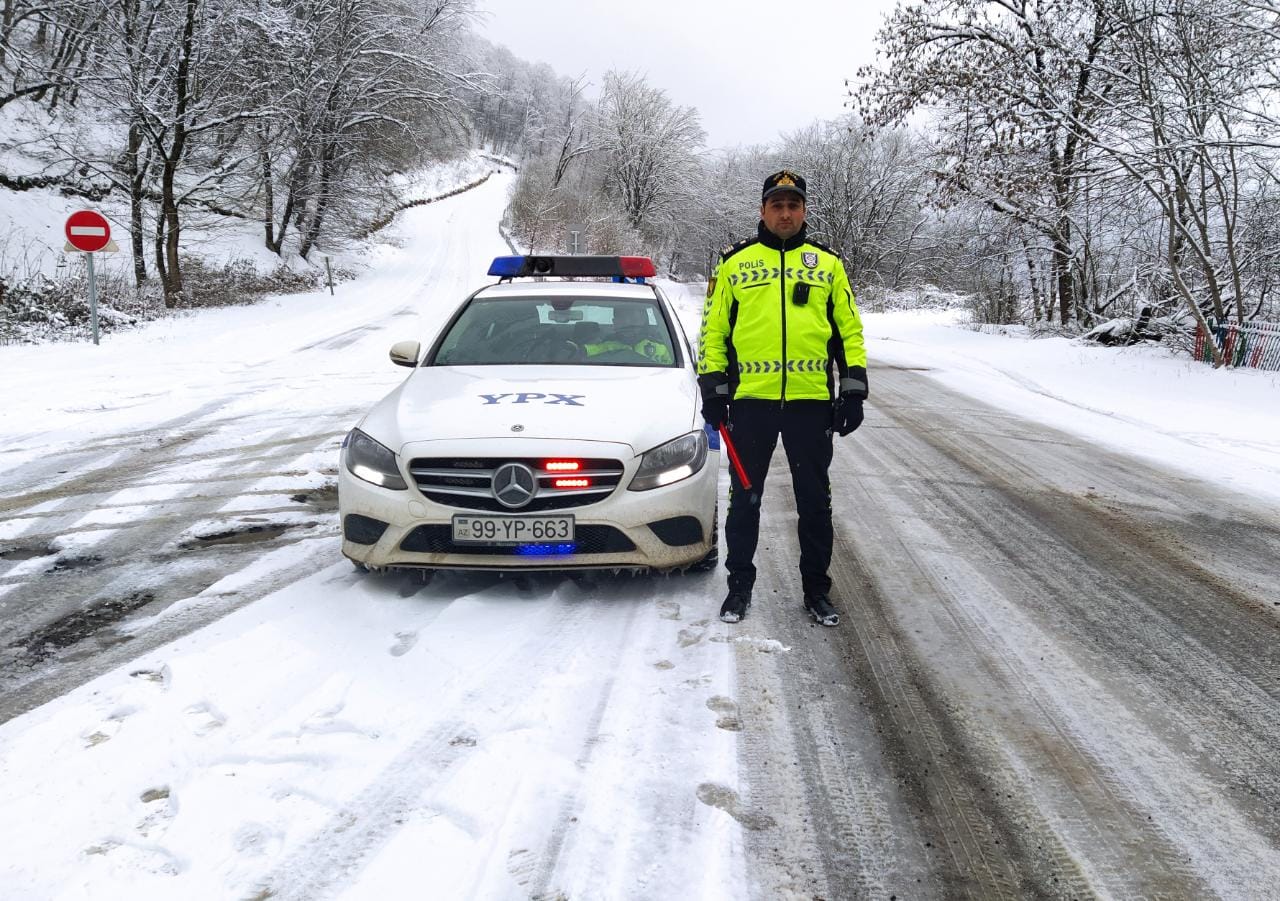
top-left (389, 340), bottom-right (421, 367)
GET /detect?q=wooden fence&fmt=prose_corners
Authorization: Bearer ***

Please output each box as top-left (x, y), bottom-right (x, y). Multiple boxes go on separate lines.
top-left (1194, 318), bottom-right (1280, 371)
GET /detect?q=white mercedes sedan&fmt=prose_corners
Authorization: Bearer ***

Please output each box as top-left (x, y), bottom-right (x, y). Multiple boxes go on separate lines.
top-left (338, 255), bottom-right (720, 573)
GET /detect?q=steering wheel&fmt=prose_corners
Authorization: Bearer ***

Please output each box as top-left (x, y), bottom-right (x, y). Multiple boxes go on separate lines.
top-left (530, 333), bottom-right (584, 362)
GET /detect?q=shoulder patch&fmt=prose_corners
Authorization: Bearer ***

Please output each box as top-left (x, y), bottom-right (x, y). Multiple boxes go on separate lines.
top-left (719, 237), bottom-right (758, 264)
top-left (706, 275), bottom-right (717, 297)
top-left (804, 237), bottom-right (838, 257)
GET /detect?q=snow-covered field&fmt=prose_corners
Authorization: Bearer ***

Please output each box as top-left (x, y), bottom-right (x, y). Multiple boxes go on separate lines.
top-left (1, 164), bottom-right (1278, 898)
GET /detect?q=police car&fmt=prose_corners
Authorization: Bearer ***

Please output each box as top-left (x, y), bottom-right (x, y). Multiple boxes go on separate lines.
top-left (339, 255), bottom-right (720, 573)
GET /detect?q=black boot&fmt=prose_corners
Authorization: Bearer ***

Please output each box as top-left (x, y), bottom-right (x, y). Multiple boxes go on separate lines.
top-left (803, 592), bottom-right (839, 627)
top-left (720, 591), bottom-right (751, 624)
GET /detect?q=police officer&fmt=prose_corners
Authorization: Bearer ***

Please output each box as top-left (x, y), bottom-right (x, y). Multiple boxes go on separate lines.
top-left (698, 170), bottom-right (868, 626)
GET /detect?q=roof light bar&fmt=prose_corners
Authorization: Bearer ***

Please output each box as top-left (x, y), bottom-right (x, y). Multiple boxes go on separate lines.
top-left (487, 256), bottom-right (526, 277)
top-left (619, 257), bottom-right (657, 278)
top-left (487, 255), bottom-right (657, 279)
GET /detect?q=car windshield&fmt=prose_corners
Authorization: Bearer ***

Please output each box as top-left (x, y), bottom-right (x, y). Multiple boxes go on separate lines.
top-left (431, 296), bottom-right (678, 366)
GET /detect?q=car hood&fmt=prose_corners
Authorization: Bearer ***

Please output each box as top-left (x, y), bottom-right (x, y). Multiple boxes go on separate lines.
top-left (359, 365), bottom-right (701, 456)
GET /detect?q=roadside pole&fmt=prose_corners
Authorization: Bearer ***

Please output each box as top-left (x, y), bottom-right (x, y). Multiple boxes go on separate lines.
top-left (86, 251), bottom-right (100, 345)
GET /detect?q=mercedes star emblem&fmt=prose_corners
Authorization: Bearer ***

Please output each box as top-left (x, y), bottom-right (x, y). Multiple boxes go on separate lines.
top-left (511, 424), bottom-right (524, 432)
top-left (492, 462), bottom-right (537, 509)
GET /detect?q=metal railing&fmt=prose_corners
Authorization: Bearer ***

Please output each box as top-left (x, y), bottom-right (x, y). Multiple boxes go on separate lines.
top-left (1195, 318), bottom-right (1280, 371)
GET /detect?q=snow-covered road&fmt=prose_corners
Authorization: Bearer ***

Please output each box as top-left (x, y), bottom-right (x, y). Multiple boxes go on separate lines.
top-left (731, 369), bottom-right (1280, 898)
top-left (2, 168), bottom-right (1279, 899)
top-left (0, 172), bottom-right (742, 899)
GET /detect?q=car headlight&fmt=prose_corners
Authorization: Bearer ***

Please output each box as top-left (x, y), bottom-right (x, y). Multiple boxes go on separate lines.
top-left (628, 430), bottom-right (708, 491)
top-left (343, 428), bottom-right (408, 490)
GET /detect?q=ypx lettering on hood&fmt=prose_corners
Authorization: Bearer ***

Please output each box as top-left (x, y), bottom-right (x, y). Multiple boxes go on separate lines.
top-left (479, 393), bottom-right (586, 406)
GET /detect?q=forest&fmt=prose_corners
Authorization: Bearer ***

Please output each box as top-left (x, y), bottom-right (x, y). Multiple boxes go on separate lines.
top-left (3, 0), bottom-right (1280, 364)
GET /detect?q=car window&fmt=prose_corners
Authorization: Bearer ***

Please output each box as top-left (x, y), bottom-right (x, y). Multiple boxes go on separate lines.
top-left (431, 297), bottom-right (678, 366)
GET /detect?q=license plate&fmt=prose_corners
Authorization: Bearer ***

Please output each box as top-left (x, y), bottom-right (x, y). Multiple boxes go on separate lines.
top-left (451, 514), bottom-right (575, 545)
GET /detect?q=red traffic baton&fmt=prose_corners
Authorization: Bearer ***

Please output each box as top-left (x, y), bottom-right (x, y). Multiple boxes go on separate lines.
top-left (718, 424), bottom-right (752, 491)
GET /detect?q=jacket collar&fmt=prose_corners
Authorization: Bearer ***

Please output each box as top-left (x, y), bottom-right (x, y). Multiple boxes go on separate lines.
top-left (757, 220), bottom-right (808, 251)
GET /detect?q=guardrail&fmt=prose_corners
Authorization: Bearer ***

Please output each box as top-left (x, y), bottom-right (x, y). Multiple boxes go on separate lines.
top-left (1194, 318), bottom-right (1280, 371)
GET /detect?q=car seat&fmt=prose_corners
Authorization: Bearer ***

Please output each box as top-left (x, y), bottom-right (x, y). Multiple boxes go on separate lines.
top-left (613, 304), bottom-right (663, 349)
top-left (613, 305), bottom-right (651, 330)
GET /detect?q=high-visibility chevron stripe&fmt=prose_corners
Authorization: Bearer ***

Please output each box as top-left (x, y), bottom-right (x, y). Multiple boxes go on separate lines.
top-left (737, 360), bottom-right (788, 374)
top-left (785, 359), bottom-right (827, 372)
top-left (783, 268), bottom-right (834, 284)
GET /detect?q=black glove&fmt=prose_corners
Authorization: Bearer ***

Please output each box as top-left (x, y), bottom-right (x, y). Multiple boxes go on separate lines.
top-left (701, 396), bottom-right (729, 429)
top-left (698, 372), bottom-right (730, 429)
top-left (833, 395), bottom-right (864, 435)
top-left (833, 367), bottom-right (868, 436)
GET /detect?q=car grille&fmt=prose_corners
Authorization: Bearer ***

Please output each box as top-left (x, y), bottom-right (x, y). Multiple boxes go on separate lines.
top-left (399, 524), bottom-right (636, 555)
top-left (408, 457), bottom-right (626, 512)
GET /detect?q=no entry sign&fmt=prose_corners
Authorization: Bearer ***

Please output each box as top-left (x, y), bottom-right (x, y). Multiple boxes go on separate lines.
top-left (65, 210), bottom-right (111, 253)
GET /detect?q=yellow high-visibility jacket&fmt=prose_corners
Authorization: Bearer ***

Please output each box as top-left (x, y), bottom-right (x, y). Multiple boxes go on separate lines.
top-left (698, 225), bottom-right (867, 401)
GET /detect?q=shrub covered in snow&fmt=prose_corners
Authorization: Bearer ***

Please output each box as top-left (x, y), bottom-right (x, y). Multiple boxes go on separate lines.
top-left (0, 258), bottom-right (325, 344)
top-left (0, 270), bottom-right (160, 345)
top-left (180, 258), bottom-right (320, 308)
top-left (859, 284), bottom-right (970, 314)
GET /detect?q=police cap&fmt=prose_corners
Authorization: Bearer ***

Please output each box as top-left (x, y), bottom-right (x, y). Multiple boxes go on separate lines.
top-left (762, 170), bottom-right (807, 202)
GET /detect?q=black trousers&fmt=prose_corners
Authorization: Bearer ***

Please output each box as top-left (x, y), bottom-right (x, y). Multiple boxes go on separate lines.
top-left (724, 399), bottom-right (834, 597)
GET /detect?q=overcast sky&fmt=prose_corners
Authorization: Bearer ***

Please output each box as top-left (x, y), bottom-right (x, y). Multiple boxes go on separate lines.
top-left (474, 0), bottom-right (902, 150)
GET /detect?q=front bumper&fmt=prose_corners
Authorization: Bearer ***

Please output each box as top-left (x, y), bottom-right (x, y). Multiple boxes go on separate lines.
top-left (338, 438), bottom-right (718, 572)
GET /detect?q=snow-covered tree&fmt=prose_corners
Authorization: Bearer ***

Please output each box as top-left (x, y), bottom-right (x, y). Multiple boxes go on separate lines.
top-left (593, 70), bottom-right (705, 238)
top-left (855, 0), bottom-right (1120, 324)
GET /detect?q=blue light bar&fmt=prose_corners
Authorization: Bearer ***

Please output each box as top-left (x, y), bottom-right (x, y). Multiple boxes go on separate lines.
top-left (488, 256), bottom-right (526, 277)
top-left (514, 543), bottom-right (577, 556)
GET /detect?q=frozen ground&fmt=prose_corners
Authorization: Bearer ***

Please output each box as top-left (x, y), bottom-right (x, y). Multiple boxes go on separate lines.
top-left (1, 165), bottom-right (1278, 899)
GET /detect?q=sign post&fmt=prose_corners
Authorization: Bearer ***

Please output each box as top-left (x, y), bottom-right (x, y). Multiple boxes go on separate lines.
top-left (64, 210), bottom-right (113, 346)
top-left (85, 253), bottom-right (100, 345)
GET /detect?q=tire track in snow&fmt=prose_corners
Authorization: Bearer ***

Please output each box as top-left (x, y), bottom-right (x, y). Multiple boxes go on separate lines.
top-left (249, 600), bottom-right (590, 899)
top-left (871, 372), bottom-right (1280, 847)
top-left (0, 413), bottom-right (352, 723)
top-left (730, 495), bottom-right (910, 901)
top-left (734, 476), bottom-right (1040, 900)
top-left (0, 171), bottom-right (514, 727)
top-left (732, 364), bottom-right (1280, 897)
top-left (250, 593), bottom-right (635, 899)
top-left (766, 366), bottom-right (1279, 898)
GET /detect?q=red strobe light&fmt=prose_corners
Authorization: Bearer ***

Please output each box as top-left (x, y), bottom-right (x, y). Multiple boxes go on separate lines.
top-left (553, 478), bottom-right (591, 489)
top-left (545, 460), bottom-right (581, 472)
top-left (619, 257), bottom-right (657, 278)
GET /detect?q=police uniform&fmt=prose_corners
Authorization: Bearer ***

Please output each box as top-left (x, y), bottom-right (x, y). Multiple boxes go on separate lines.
top-left (698, 170), bottom-right (868, 622)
